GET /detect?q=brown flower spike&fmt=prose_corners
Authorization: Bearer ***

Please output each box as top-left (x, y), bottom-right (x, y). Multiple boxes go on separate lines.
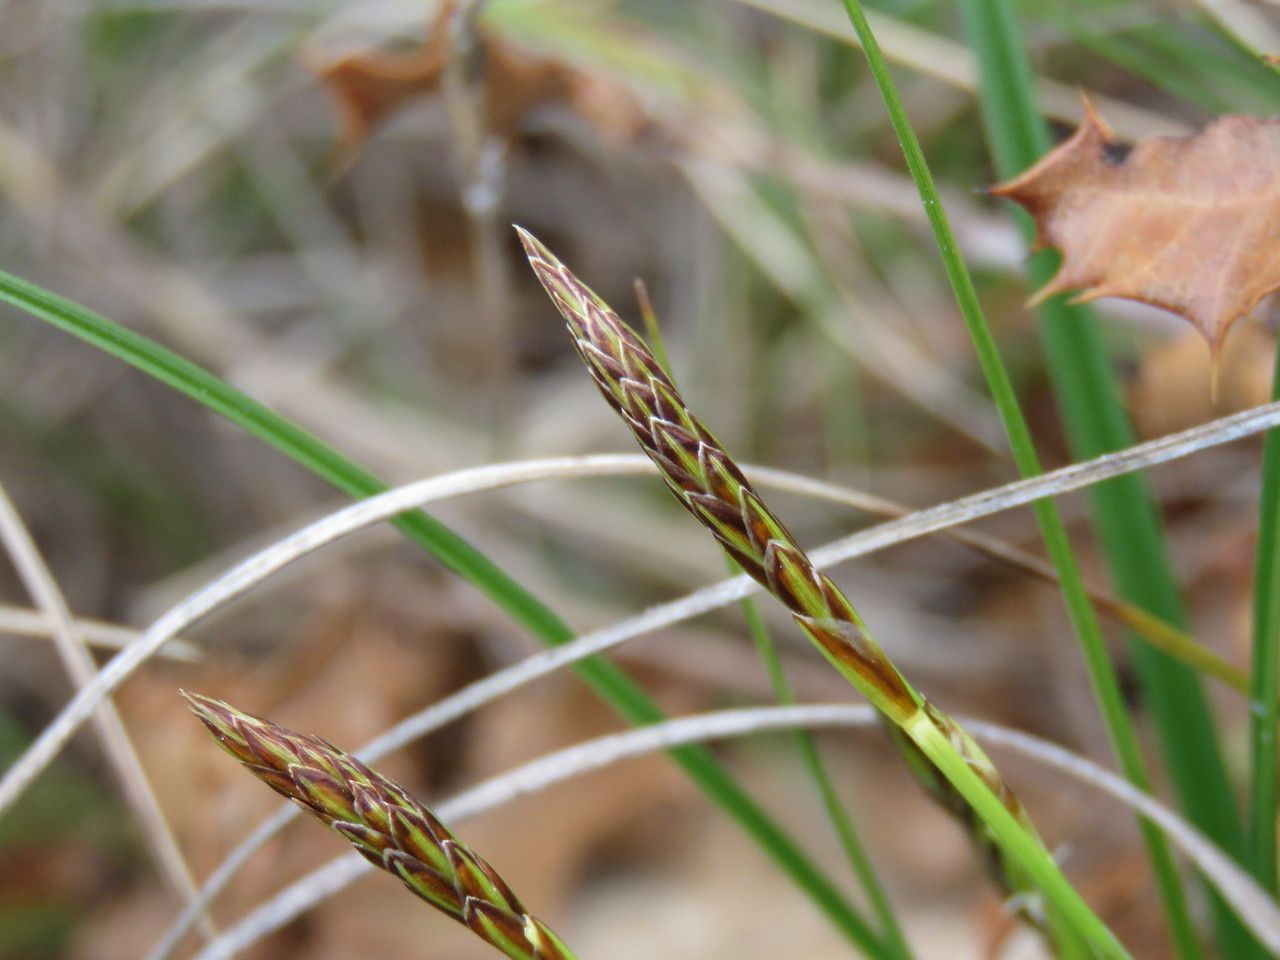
top-left (993, 101), bottom-right (1280, 357)
top-left (516, 228), bottom-right (922, 719)
top-left (517, 227), bottom-right (1056, 921)
top-left (184, 692), bottom-right (574, 960)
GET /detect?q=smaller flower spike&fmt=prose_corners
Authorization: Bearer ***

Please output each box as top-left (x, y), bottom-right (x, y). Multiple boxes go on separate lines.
top-left (183, 692), bottom-right (575, 960)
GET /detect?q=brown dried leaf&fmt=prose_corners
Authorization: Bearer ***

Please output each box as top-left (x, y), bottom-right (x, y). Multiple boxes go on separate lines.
top-left (992, 101), bottom-right (1280, 355)
top-left (312, 20), bottom-right (451, 156)
top-left (312, 8), bottom-right (652, 164)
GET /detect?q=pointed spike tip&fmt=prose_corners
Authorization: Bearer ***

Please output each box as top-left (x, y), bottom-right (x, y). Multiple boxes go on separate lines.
top-left (181, 689), bottom-right (229, 727)
top-left (513, 224), bottom-right (552, 266)
top-left (182, 690), bottom-right (263, 728)
top-left (182, 689), bottom-right (259, 760)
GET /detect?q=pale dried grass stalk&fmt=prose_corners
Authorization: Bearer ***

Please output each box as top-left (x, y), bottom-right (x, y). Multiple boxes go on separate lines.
top-left (0, 484), bottom-right (214, 937)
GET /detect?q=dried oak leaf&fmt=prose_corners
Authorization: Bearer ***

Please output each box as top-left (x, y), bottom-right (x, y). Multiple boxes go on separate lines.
top-left (992, 101), bottom-right (1280, 355)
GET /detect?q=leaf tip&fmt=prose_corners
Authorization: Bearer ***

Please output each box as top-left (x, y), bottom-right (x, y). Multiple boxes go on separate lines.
top-left (1026, 277), bottom-right (1068, 308)
top-left (1078, 90), bottom-right (1114, 142)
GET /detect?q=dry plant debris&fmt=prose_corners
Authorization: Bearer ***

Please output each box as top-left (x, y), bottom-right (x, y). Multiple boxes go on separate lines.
top-left (312, 4), bottom-right (652, 163)
top-left (184, 692), bottom-right (575, 960)
top-left (993, 100), bottom-right (1280, 357)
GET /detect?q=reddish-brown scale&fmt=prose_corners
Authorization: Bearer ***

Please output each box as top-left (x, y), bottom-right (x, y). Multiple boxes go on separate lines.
top-left (352, 783), bottom-right (391, 833)
top-left (332, 820), bottom-right (384, 852)
top-left (649, 378), bottom-right (687, 428)
top-left (618, 380), bottom-right (652, 420)
top-left (801, 618), bottom-right (917, 720)
top-left (248, 766), bottom-right (298, 799)
top-left (649, 449), bottom-right (698, 494)
top-left (650, 418), bottom-right (700, 465)
top-left (817, 577), bottom-right (859, 624)
top-left (685, 495), bottom-right (759, 561)
top-left (740, 491), bottom-right (781, 554)
top-left (390, 854), bottom-right (464, 914)
top-left (466, 900), bottom-right (530, 951)
top-left (577, 342), bottom-right (626, 387)
top-left (702, 453), bottom-right (743, 506)
top-left (760, 540), bottom-right (812, 612)
top-left (293, 766), bottom-right (355, 819)
top-left (451, 843), bottom-right (524, 910)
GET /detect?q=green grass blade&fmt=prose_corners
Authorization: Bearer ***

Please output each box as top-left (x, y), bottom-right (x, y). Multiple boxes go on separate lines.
top-left (0, 268), bottom-right (883, 957)
top-left (953, 0), bottom-right (1251, 953)
top-left (832, 0), bottom-right (1202, 955)
top-left (1249, 350), bottom-right (1280, 895)
top-left (737, 565), bottom-right (914, 960)
top-left (903, 711), bottom-right (1130, 959)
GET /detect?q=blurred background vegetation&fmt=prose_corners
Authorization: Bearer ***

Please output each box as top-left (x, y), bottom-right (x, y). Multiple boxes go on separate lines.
top-left (1, 0), bottom-right (1278, 957)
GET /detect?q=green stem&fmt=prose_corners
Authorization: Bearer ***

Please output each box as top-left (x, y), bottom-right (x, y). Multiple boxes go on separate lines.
top-left (953, 0), bottom-right (1251, 954)
top-left (834, 0), bottom-right (1201, 956)
top-left (904, 712), bottom-right (1133, 960)
top-left (0, 268), bottom-right (882, 957)
top-left (1249, 347), bottom-right (1280, 894)
top-left (737, 564), bottom-right (914, 960)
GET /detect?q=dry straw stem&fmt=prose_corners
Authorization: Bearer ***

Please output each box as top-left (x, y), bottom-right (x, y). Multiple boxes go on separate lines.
top-left (518, 228), bottom-right (1123, 954)
top-left (5, 399), bottom-right (1278, 828)
top-left (0, 603), bottom-right (200, 661)
top-left (183, 704), bottom-right (1280, 960)
top-left (184, 692), bottom-right (575, 960)
top-left (0, 484), bottom-right (214, 938)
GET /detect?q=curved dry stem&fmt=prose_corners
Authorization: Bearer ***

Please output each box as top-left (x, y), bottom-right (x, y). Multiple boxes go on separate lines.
top-left (181, 705), bottom-right (1280, 960)
top-left (2, 464), bottom-right (1231, 690)
top-left (6, 402), bottom-right (1279, 824)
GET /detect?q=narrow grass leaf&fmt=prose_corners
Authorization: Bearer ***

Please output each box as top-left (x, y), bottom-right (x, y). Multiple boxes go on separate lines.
top-left (955, 0), bottom-right (1251, 953)
top-left (832, 0), bottom-right (1202, 954)
top-left (1249, 347), bottom-right (1280, 894)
